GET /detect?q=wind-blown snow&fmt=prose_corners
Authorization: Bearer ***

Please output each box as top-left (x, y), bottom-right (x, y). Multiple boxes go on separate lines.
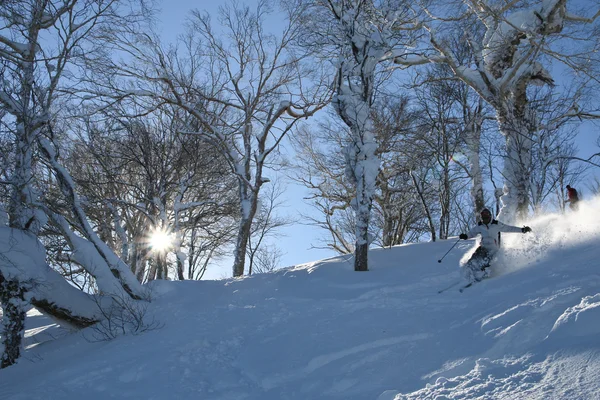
top-left (3, 199), bottom-right (600, 399)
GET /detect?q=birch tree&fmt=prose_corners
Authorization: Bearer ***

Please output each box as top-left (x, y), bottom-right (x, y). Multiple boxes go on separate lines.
top-left (393, 0), bottom-right (600, 223)
top-left (0, 0), bottom-right (148, 368)
top-left (290, 96), bottom-right (429, 251)
top-left (300, 0), bottom-right (420, 270)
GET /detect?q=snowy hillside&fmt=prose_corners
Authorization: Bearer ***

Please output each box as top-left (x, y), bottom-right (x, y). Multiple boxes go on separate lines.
top-left (2, 201), bottom-right (600, 400)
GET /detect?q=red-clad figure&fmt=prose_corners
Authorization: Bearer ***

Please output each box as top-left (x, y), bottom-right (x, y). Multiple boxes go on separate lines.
top-left (565, 185), bottom-right (579, 211)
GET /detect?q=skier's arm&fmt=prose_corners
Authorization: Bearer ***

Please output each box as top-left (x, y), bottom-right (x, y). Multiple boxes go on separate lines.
top-left (497, 221), bottom-right (530, 233)
top-left (466, 226), bottom-right (480, 238)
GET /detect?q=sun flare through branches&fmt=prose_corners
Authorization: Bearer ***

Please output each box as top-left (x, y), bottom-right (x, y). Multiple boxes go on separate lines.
top-left (148, 228), bottom-right (174, 254)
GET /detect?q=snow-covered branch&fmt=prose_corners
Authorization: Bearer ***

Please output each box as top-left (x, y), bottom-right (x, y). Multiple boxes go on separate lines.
top-left (391, 52), bottom-right (446, 66)
top-left (38, 137), bottom-right (146, 300)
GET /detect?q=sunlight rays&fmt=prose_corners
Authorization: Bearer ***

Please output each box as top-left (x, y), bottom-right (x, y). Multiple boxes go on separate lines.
top-left (148, 228), bottom-right (174, 254)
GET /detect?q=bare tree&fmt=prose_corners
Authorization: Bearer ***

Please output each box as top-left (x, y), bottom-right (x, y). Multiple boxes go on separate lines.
top-left (252, 244), bottom-right (285, 275)
top-left (528, 88), bottom-right (589, 213)
top-left (289, 118), bottom-right (356, 254)
top-left (371, 93), bottom-right (428, 246)
top-left (64, 107), bottom-right (238, 282)
top-left (96, 0), bottom-right (329, 277)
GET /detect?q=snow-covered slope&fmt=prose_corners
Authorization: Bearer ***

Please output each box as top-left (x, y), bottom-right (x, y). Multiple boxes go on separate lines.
top-left (2, 202), bottom-right (600, 400)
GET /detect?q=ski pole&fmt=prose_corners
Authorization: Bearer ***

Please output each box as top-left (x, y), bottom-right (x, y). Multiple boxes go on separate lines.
top-left (437, 238), bottom-right (461, 263)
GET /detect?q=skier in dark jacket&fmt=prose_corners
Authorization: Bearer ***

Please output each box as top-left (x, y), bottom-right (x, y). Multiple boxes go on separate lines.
top-left (458, 208), bottom-right (532, 283)
top-left (565, 185), bottom-right (579, 211)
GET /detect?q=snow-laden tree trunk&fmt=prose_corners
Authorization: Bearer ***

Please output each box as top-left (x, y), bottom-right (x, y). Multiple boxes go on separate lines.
top-left (233, 197), bottom-right (260, 277)
top-left (0, 276), bottom-right (26, 369)
top-left (2, 114), bottom-right (39, 370)
top-left (0, 228), bottom-right (101, 368)
top-left (497, 104), bottom-right (535, 222)
top-left (346, 120), bottom-right (378, 271)
top-left (335, 82), bottom-right (379, 271)
top-left (321, 0), bottom-right (417, 271)
top-left (1, 1), bottom-right (50, 367)
top-left (464, 102), bottom-right (486, 216)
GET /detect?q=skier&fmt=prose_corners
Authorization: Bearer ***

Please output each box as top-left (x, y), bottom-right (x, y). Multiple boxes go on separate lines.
top-left (458, 208), bottom-right (532, 283)
top-left (565, 185), bottom-right (579, 211)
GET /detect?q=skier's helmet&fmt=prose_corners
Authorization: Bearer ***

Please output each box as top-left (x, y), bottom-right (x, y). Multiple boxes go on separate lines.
top-left (480, 208), bottom-right (492, 224)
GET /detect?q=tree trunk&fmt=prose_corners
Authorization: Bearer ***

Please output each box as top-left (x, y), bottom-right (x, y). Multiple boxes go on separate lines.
top-left (30, 298), bottom-right (98, 329)
top-left (0, 275), bottom-right (26, 369)
top-left (0, 229), bottom-right (101, 368)
top-left (380, 181), bottom-right (403, 247)
top-left (177, 258), bottom-right (185, 280)
top-left (232, 216), bottom-right (253, 277)
top-left (382, 209), bottom-right (395, 247)
top-left (2, 116), bottom-right (38, 368)
top-left (147, 260), bottom-right (158, 282)
top-left (465, 106), bottom-right (485, 216)
top-left (155, 255), bottom-right (165, 280)
top-left (354, 176), bottom-right (372, 271)
top-left (354, 242), bottom-right (369, 271)
top-left (350, 123), bottom-right (378, 272)
top-left (232, 190), bottom-right (259, 277)
top-left (497, 104), bottom-right (534, 223)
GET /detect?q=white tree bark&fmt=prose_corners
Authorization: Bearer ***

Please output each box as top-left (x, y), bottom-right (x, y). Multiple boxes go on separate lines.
top-left (392, 0), bottom-right (599, 223)
top-left (320, 0), bottom-right (418, 270)
top-left (0, 0), bottom-right (149, 366)
top-left (496, 106), bottom-right (535, 222)
top-left (464, 101), bottom-right (486, 216)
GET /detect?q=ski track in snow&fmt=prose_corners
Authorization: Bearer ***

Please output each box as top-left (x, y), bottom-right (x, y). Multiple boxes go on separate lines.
top-left (262, 334), bottom-right (431, 390)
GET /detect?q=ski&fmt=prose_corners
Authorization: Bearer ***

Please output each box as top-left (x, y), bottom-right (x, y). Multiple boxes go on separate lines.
top-left (459, 276), bottom-right (490, 292)
top-left (458, 282), bottom-right (473, 292)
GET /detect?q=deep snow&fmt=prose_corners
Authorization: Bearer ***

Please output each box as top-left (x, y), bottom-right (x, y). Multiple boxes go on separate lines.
top-left (2, 200), bottom-right (600, 399)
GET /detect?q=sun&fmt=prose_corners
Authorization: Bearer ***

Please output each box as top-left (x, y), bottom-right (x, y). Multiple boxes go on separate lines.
top-left (148, 228), bottom-right (173, 253)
